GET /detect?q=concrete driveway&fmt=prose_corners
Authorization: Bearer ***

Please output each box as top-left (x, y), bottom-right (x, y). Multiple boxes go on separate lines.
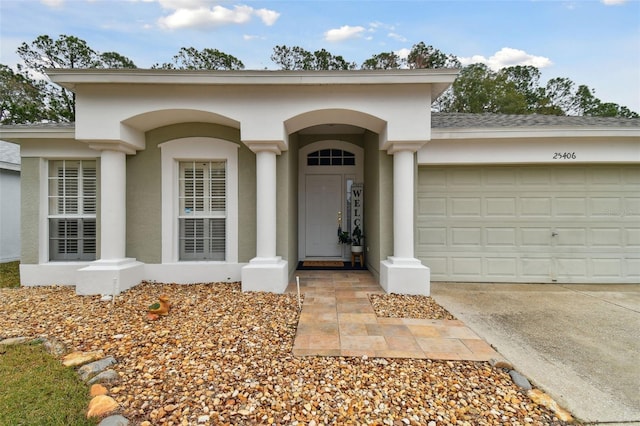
top-left (431, 282), bottom-right (640, 425)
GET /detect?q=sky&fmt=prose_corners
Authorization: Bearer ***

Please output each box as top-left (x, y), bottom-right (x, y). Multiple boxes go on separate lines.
top-left (1, 0), bottom-right (639, 112)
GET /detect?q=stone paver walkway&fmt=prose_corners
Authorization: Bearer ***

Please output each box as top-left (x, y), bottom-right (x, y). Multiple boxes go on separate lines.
top-left (287, 270), bottom-right (504, 361)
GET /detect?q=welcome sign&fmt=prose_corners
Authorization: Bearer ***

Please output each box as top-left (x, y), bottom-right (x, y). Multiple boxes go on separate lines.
top-left (351, 183), bottom-right (363, 243)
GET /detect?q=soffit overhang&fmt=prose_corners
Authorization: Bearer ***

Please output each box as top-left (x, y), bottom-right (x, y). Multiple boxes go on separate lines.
top-left (47, 68), bottom-right (459, 101)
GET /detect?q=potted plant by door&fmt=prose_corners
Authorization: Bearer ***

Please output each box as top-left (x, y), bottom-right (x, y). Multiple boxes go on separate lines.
top-left (350, 223), bottom-right (364, 254)
top-left (338, 223), bottom-right (364, 253)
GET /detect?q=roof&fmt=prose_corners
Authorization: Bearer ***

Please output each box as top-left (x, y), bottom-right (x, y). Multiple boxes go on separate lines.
top-left (0, 140), bottom-right (20, 171)
top-left (432, 113), bottom-right (640, 129)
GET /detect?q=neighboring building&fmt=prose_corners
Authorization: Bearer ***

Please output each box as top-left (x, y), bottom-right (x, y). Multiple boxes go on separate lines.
top-left (0, 69), bottom-right (638, 296)
top-left (0, 141), bottom-right (21, 262)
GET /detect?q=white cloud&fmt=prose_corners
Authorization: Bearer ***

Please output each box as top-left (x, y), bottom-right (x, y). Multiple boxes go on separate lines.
top-left (395, 48), bottom-right (411, 60)
top-left (459, 47), bottom-right (553, 70)
top-left (388, 32), bottom-right (407, 42)
top-left (156, 2), bottom-right (280, 30)
top-left (254, 8), bottom-right (279, 26)
top-left (324, 25), bottom-right (365, 42)
top-left (602, 0), bottom-right (627, 5)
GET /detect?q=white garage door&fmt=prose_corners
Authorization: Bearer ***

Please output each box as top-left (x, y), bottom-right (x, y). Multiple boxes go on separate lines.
top-left (417, 165), bottom-right (640, 283)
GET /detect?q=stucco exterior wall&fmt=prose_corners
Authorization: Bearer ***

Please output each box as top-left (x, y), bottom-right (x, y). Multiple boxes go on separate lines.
top-left (19, 158), bottom-right (40, 264)
top-left (363, 131), bottom-right (394, 278)
top-left (128, 122), bottom-right (250, 263)
top-left (285, 134), bottom-right (299, 276)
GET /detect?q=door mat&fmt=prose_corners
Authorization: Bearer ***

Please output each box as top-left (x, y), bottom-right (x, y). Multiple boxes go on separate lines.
top-left (297, 261), bottom-right (367, 271)
top-left (302, 261), bottom-right (344, 267)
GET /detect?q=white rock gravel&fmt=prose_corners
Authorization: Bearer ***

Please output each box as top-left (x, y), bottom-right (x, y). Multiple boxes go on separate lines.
top-left (0, 282), bottom-right (577, 425)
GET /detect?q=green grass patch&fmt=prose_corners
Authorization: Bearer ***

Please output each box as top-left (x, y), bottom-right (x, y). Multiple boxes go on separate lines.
top-left (0, 261), bottom-right (20, 288)
top-left (0, 342), bottom-right (98, 426)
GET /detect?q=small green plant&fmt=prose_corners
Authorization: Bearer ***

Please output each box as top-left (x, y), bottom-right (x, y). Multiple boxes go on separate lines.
top-left (0, 261), bottom-right (20, 288)
top-left (338, 224), bottom-right (363, 246)
top-left (0, 342), bottom-right (97, 425)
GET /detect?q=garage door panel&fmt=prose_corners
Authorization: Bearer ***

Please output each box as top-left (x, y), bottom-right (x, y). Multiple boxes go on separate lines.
top-left (486, 228), bottom-right (516, 246)
top-left (419, 197), bottom-right (446, 216)
top-left (555, 168), bottom-right (587, 185)
top-left (628, 259), bottom-right (640, 278)
top-left (450, 198), bottom-right (482, 216)
top-left (623, 168), bottom-right (640, 184)
top-left (555, 198), bottom-right (587, 216)
top-left (556, 258), bottom-right (588, 277)
top-left (521, 257), bottom-right (553, 280)
top-left (626, 229), bottom-right (640, 247)
top-left (451, 257), bottom-right (482, 275)
top-left (486, 257), bottom-right (517, 277)
top-left (486, 198), bottom-right (516, 216)
top-left (419, 227), bottom-right (447, 246)
top-left (519, 168), bottom-right (551, 185)
top-left (417, 165), bottom-right (637, 283)
top-left (521, 228), bottom-right (553, 246)
top-left (592, 259), bottom-right (623, 278)
top-left (591, 228), bottom-right (622, 247)
top-left (451, 169), bottom-right (482, 186)
top-left (425, 257), bottom-right (448, 276)
top-left (624, 198), bottom-right (640, 217)
top-left (521, 198), bottom-right (552, 216)
top-left (451, 228), bottom-right (482, 246)
top-left (590, 198), bottom-right (622, 217)
top-left (485, 168), bottom-right (517, 185)
top-left (555, 228), bottom-right (587, 246)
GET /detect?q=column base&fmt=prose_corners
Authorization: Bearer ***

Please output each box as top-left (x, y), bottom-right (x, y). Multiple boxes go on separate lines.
top-left (241, 257), bottom-right (288, 293)
top-left (76, 258), bottom-right (144, 296)
top-left (380, 257), bottom-right (430, 296)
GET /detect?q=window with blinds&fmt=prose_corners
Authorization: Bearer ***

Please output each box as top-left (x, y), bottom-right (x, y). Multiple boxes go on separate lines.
top-left (178, 161), bottom-right (226, 260)
top-left (48, 160), bottom-right (97, 261)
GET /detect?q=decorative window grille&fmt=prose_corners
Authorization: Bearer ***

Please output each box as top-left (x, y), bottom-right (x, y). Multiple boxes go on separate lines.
top-left (307, 149), bottom-right (355, 166)
top-left (178, 161), bottom-right (226, 260)
top-left (48, 160), bottom-right (97, 261)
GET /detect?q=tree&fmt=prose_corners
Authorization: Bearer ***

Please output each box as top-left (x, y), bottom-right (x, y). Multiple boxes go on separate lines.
top-left (153, 47), bottom-right (244, 70)
top-left (99, 52), bottom-right (137, 69)
top-left (0, 64), bottom-right (48, 124)
top-left (15, 34), bottom-right (137, 122)
top-left (271, 45), bottom-right (356, 70)
top-left (361, 52), bottom-right (402, 70)
top-left (407, 42), bottom-right (460, 69)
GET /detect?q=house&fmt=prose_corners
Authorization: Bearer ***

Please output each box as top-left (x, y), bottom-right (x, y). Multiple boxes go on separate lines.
top-left (0, 140), bottom-right (21, 262)
top-left (0, 69), bottom-right (638, 296)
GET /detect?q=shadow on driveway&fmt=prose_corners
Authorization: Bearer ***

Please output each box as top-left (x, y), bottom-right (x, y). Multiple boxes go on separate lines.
top-left (431, 283), bottom-right (640, 425)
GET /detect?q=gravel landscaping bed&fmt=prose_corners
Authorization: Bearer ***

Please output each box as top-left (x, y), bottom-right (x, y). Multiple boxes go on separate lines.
top-left (0, 282), bottom-right (575, 425)
top-left (369, 294), bottom-right (457, 320)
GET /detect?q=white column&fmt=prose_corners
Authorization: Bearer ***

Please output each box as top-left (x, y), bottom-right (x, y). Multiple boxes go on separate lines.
top-left (393, 149), bottom-right (415, 259)
top-left (100, 149), bottom-right (126, 260)
top-left (241, 142), bottom-right (288, 293)
top-left (76, 144), bottom-right (143, 296)
top-left (380, 142), bottom-right (430, 296)
top-left (255, 149), bottom-right (277, 258)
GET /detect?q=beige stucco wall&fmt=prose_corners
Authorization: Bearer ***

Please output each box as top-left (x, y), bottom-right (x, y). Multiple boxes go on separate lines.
top-left (363, 131), bottom-right (394, 278)
top-left (19, 158), bottom-right (40, 264)
top-left (126, 122), bottom-right (255, 263)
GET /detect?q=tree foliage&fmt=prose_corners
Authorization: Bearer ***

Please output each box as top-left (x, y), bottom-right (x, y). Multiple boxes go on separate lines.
top-left (4, 35), bottom-right (637, 124)
top-left (0, 65), bottom-right (48, 124)
top-left (153, 47), bottom-right (244, 70)
top-left (270, 45), bottom-right (356, 70)
top-left (407, 42), bottom-right (461, 69)
top-left (12, 34), bottom-right (138, 123)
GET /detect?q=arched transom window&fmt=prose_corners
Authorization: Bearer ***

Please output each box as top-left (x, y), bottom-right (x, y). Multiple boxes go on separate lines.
top-left (307, 149), bottom-right (355, 166)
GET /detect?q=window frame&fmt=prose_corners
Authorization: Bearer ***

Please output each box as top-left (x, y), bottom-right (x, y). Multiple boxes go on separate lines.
top-left (47, 159), bottom-right (97, 261)
top-left (178, 160), bottom-right (227, 261)
top-left (160, 137), bottom-right (238, 264)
